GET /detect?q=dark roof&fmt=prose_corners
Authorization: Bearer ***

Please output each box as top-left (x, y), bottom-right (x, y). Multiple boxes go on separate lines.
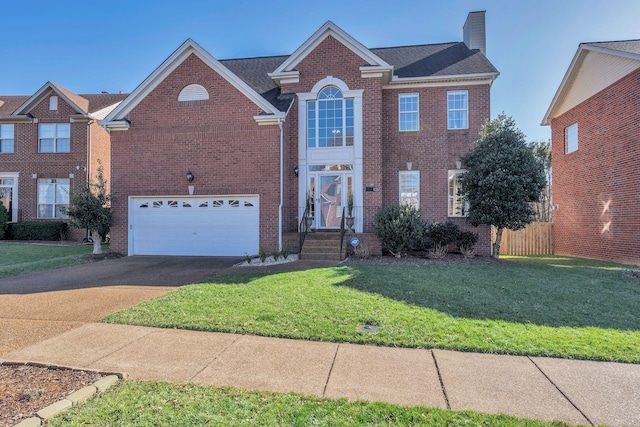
top-left (219, 41), bottom-right (497, 111)
top-left (372, 42), bottom-right (498, 78)
top-left (0, 91), bottom-right (127, 116)
top-left (220, 55), bottom-right (291, 111)
top-left (584, 39), bottom-right (640, 56)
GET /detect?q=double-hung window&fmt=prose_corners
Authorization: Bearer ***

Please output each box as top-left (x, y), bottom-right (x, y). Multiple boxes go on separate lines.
top-left (565, 123), bottom-right (578, 153)
top-left (0, 124), bottom-right (14, 153)
top-left (307, 86), bottom-right (354, 148)
top-left (399, 171), bottom-right (420, 208)
top-left (447, 91), bottom-right (468, 129)
top-left (448, 170), bottom-right (468, 217)
top-left (39, 123), bottom-right (70, 152)
top-left (37, 178), bottom-right (69, 218)
top-left (399, 93), bottom-right (419, 132)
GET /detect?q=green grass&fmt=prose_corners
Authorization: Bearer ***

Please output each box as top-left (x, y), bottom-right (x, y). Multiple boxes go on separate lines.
top-left (104, 256), bottom-right (640, 363)
top-left (48, 381), bottom-right (580, 426)
top-left (0, 243), bottom-right (104, 278)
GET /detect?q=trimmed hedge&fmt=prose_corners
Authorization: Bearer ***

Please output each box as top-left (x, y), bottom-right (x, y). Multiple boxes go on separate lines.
top-left (8, 221), bottom-right (68, 241)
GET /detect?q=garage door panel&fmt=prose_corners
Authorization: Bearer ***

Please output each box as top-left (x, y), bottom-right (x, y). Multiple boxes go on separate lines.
top-left (130, 196), bottom-right (259, 256)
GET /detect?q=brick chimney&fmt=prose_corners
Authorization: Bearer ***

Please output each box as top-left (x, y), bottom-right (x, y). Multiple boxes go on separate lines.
top-left (463, 11), bottom-right (486, 55)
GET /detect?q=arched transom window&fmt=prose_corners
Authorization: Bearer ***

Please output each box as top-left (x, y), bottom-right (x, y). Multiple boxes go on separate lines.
top-left (307, 86), bottom-right (354, 148)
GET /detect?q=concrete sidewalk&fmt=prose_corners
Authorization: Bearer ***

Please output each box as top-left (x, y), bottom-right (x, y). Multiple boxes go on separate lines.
top-left (4, 323), bottom-right (639, 426)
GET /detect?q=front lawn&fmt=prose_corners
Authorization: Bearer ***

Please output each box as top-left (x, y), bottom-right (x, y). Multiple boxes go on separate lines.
top-left (0, 243), bottom-right (104, 278)
top-left (104, 256), bottom-right (640, 363)
top-left (49, 381), bottom-right (579, 427)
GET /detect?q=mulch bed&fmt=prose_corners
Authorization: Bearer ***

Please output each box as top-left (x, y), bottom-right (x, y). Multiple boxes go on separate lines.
top-left (0, 364), bottom-right (102, 427)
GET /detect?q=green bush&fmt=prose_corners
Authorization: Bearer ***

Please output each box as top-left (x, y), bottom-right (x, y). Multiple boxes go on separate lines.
top-left (374, 204), bottom-right (426, 258)
top-left (9, 221), bottom-right (68, 241)
top-left (0, 202), bottom-right (8, 239)
top-left (426, 222), bottom-right (460, 259)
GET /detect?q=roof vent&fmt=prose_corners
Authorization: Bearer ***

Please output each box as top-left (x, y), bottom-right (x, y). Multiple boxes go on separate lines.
top-left (178, 84), bottom-right (209, 102)
top-left (463, 11), bottom-right (486, 55)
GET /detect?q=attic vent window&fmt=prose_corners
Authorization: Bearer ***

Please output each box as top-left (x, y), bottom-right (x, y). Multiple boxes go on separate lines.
top-left (49, 96), bottom-right (58, 111)
top-left (178, 84), bottom-right (209, 102)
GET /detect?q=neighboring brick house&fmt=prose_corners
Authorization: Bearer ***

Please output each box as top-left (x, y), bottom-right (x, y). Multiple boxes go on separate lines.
top-left (0, 82), bottom-right (126, 240)
top-left (542, 40), bottom-right (640, 265)
top-left (103, 12), bottom-right (498, 257)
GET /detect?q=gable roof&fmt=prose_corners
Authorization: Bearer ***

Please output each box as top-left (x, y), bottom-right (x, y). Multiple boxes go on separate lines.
top-left (103, 38), bottom-right (285, 129)
top-left (0, 82), bottom-right (127, 123)
top-left (542, 39), bottom-right (640, 125)
top-left (272, 21), bottom-right (392, 76)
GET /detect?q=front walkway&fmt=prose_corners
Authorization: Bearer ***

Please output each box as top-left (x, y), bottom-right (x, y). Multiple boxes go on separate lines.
top-left (4, 323), bottom-right (639, 427)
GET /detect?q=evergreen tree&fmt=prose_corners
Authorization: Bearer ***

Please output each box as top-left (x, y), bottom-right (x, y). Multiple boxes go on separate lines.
top-left (461, 114), bottom-right (546, 258)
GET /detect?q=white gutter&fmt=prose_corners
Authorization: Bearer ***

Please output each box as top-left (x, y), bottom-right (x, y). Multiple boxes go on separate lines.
top-left (278, 118), bottom-right (284, 251)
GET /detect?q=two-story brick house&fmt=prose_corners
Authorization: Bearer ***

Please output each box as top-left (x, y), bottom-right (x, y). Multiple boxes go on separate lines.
top-left (103, 12), bottom-right (498, 257)
top-left (542, 40), bottom-right (640, 265)
top-left (0, 82), bottom-right (126, 240)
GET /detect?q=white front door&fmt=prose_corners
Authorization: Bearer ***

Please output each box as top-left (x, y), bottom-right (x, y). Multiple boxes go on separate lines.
top-left (308, 171), bottom-right (352, 229)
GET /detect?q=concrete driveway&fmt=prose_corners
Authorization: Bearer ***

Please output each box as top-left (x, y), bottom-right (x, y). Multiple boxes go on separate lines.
top-left (0, 256), bottom-right (241, 355)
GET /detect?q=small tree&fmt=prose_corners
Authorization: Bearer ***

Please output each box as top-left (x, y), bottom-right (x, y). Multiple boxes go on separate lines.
top-left (374, 204), bottom-right (425, 258)
top-left (461, 114), bottom-right (545, 258)
top-left (61, 165), bottom-right (112, 254)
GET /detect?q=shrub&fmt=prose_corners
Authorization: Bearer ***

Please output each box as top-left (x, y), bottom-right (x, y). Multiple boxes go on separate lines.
top-left (426, 222), bottom-right (460, 259)
top-left (281, 243), bottom-right (290, 259)
top-left (0, 202), bottom-right (8, 239)
top-left (457, 231), bottom-right (479, 258)
top-left (258, 246), bottom-right (268, 263)
top-left (374, 204), bottom-right (426, 258)
top-left (9, 221), bottom-right (68, 241)
top-left (271, 247), bottom-right (280, 261)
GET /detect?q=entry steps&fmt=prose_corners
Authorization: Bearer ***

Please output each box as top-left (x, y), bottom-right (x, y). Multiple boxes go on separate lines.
top-left (300, 232), bottom-right (344, 261)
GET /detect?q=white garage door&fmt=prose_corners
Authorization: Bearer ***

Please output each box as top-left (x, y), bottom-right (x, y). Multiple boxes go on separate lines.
top-left (129, 195), bottom-right (259, 256)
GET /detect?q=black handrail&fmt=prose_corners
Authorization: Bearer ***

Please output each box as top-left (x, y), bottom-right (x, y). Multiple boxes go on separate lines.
top-left (339, 206), bottom-right (347, 261)
top-left (299, 205), bottom-right (310, 258)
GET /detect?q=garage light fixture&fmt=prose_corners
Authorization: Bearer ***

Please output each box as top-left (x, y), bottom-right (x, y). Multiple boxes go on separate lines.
top-left (186, 171), bottom-right (194, 182)
top-left (294, 166), bottom-right (299, 177)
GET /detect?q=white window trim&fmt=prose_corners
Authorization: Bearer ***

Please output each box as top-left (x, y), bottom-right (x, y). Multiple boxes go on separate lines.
top-left (297, 76), bottom-right (364, 233)
top-left (448, 169), bottom-right (469, 217)
top-left (0, 172), bottom-right (19, 222)
top-left (565, 123), bottom-right (578, 154)
top-left (37, 178), bottom-right (69, 219)
top-left (447, 90), bottom-right (469, 130)
top-left (38, 123), bottom-right (70, 153)
top-left (398, 93), bottom-right (419, 132)
top-left (0, 124), bottom-right (15, 153)
top-left (399, 170), bottom-right (420, 208)
top-left (49, 96), bottom-right (58, 111)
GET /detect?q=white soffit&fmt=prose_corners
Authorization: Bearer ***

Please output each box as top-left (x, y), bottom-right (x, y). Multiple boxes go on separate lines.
top-left (543, 46), bottom-right (640, 125)
top-left (558, 51), bottom-right (640, 116)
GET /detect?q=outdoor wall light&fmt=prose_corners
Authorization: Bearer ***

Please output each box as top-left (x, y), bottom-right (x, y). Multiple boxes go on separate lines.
top-left (294, 166), bottom-right (299, 177)
top-left (186, 171), bottom-right (194, 182)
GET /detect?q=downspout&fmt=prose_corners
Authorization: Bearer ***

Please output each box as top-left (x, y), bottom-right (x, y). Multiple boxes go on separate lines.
top-left (278, 118), bottom-right (284, 250)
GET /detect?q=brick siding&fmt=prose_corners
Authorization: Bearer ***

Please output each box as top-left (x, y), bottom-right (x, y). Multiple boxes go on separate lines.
top-left (109, 54), bottom-right (281, 255)
top-left (551, 67), bottom-right (640, 265)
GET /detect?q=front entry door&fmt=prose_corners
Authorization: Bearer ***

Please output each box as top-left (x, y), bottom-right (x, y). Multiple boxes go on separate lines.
top-left (309, 172), bottom-right (352, 229)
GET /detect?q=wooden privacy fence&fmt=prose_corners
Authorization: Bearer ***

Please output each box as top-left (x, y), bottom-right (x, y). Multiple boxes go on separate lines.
top-left (493, 222), bottom-right (553, 256)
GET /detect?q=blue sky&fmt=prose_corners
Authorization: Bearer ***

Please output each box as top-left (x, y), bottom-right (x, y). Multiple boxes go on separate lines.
top-left (1, 0), bottom-right (638, 141)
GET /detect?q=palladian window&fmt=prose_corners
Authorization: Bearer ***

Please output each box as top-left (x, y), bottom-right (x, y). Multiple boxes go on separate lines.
top-left (307, 86), bottom-right (354, 148)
